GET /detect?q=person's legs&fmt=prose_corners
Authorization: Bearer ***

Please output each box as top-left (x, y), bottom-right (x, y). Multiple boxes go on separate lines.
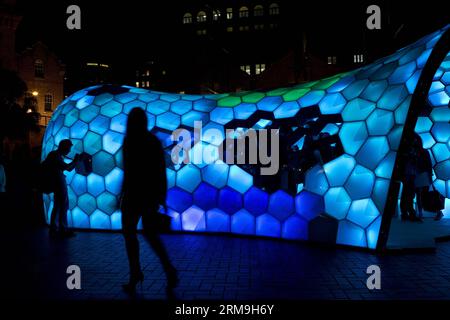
top-left (401, 178), bottom-right (418, 220)
top-left (121, 206), bottom-right (142, 279)
top-left (50, 191), bottom-right (63, 232)
top-left (416, 187), bottom-right (425, 218)
top-left (58, 189), bottom-right (69, 232)
top-left (142, 213), bottom-right (178, 288)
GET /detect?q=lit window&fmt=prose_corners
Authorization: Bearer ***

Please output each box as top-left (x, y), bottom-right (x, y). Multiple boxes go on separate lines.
top-left (197, 11), bottom-right (207, 23)
top-left (269, 3), bottom-right (280, 15)
top-left (226, 26), bottom-right (233, 32)
top-left (136, 81), bottom-right (140, 87)
top-left (327, 56), bottom-right (337, 65)
top-left (226, 8), bottom-right (233, 19)
top-left (141, 81), bottom-right (145, 87)
top-left (240, 65), bottom-right (251, 75)
top-left (146, 81), bottom-right (150, 87)
top-left (146, 70), bottom-right (150, 76)
top-left (254, 5), bottom-right (264, 17)
top-left (239, 6), bottom-right (249, 18)
top-left (213, 10), bottom-right (221, 21)
top-left (255, 64), bottom-right (266, 75)
top-left (34, 59), bottom-right (44, 78)
top-left (254, 24), bottom-right (264, 30)
top-left (239, 25), bottom-right (249, 32)
top-left (354, 54), bottom-right (364, 63)
top-left (44, 94), bottom-right (53, 112)
top-left (196, 29), bottom-right (207, 35)
top-left (183, 13), bottom-right (193, 24)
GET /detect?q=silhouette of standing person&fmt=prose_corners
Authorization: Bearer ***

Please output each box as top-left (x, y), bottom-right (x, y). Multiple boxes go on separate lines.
top-left (121, 107), bottom-right (178, 297)
top-left (45, 139), bottom-right (80, 237)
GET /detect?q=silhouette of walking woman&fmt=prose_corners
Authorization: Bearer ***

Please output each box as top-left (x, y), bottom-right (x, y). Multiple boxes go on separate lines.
top-left (121, 108), bottom-right (178, 297)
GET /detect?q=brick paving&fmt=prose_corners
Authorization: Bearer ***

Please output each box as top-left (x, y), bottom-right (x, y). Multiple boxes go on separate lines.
top-left (3, 226), bottom-right (450, 301)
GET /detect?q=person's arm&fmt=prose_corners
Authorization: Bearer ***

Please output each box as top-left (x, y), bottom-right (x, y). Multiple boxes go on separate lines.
top-left (60, 154), bottom-right (80, 172)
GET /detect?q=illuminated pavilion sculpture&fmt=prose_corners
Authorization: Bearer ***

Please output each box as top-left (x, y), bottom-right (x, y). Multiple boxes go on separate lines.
top-left (42, 26), bottom-right (450, 250)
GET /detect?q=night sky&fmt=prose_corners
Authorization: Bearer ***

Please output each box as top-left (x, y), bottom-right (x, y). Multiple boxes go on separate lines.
top-left (13, 0), bottom-right (450, 73)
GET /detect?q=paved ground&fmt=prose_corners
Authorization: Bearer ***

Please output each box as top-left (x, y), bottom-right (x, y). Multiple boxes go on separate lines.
top-left (3, 226), bottom-right (450, 301)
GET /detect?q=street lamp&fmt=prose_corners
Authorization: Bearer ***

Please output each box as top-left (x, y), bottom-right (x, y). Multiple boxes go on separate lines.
top-left (32, 91), bottom-right (39, 96)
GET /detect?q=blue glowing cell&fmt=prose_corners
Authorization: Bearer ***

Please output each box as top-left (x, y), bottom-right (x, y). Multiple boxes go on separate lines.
top-left (103, 131), bottom-right (124, 155)
top-left (299, 90), bottom-right (325, 107)
top-left (76, 95), bottom-right (94, 110)
top-left (166, 208), bottom-right (181, 231)
top-left (110, 211), bottom-right (122, 230)
top-left (336, 221), bottom-right (367, 247)
top-left (167, 187), bottom-right (193, 213)
top-left (71, 207), bottom-right (90, 228)
top-left (181, 110), bottom-right (209, 127)
top-left (234, 103), bottom-right (256, 120)
top-left (345, 165), bottom-right (375, 199)
top-left (274, 101), bottom-right (300, 119)
top-left (434, 160), bottom-right (450, 180)
top-left (171, 100), bottom-right (192, 115)
top-left (210, 107), bottom-right (234, 125)
top-left (110, 114), bottom-right (127, 133)
top-left (320, 124), bottom-right (339, 135)
top-left (399, 46), bottom-right (423, 65)
top-left (97, 192), bottom-right (117, 215)
top-left (342, 79), bottom-right (369, 100)
top-left (243, 187), bottom-right (269, 216)
top-left (218, 187), bottom-right (243, 214)
top-left (100, 100), bottom-right (122, 117)
top-left (123, 100), bottom-right (146, 114)
top-left (147, 100), bottom-right (170, 115)
top-left (231, 209), bottom-right (255, 235)
top-left (367, 109), bottom-right (394, 135)
top-left (206, 209), bottom-right (230, 232)
top-left (92, 151), bottom-right (115, 176)
top-left (54, 127), bottom-right (70, 146)
top-left (176, 164), bottom-right (201, 192)
top-left (295, 190), bottom-right (324, 221)
top-left (156, 112), bottom-right (180, 131)
top-left (90, 210), bottom-right (111, 229)
top-left (282, 215), bottom-right (308, 240)
top-left (324, 187), bottom-right (351, 220)
top-left (431, 123), bottom-right (450, 142)
top-left (87, 173), bottom-right (105, 197)
top-left (305, 165), bottom-right (329, 196)
top-left (193, 183), bottom-right (218, 211)
top-left (93, 93), bottom-right (113, 106)
top-left (429, 90), bottom-right (450, 106)
top-left (323, 155), bottom-right (356, 187)
top-left (80, 105), bottom-right (100, 123)
top-left (194, 99), bottom-right (216, 112)
top-left (71, 174), bottom-right (87, 196)
top-left (375, 152), bottom-right (396, 179)
top-left (327, 76), bottom-right (354, 93)
top-left (347, 199), bottom-right (380, 228)
top-left (406, 70), bottom-right (422, 94)
top-left (227, 165), bottom-right (253, 193)
top-left (70, 120), bottom-right (89, 140)
top-left (202, 161), bottom-right (229, 188)
top-left (256, 96), bottom-right (283, 112)
top-left (377, 85), bottom-right (408, 110)
top-left (115, 93), bottom-right (137, 104)
top-left (256, 214), bottom-right (281, 237)
top-left (115, 150), bottom-right (123, 169)
top-left (366, 216), bottom-right (381, 249)
top-left (70, 90), bottom-right (87, 101)
top-left (166, 168), bottom-right (176, 189)
top-left (442, 72), bottom-right (450, 85)
top-left (372, 178), bottom-right (389, 211)
top-left (160, 94), bottom-right (180, 103)
top-left (370, 62), bottom-right (397, 80)
top-left (52, 115), bottom-right (64, 135)
top-left (388, 61), bottom-right (416, 84)
top-left (356, 137), bottom-right (390, 170)
top-left (90, 115), bottom-right (111, 135)
top-left (104, 168), bottom-right (123, 195)
top-left (417, 48), bottom-right (432, 68)
top-left (78, 193), bottom-right (96, 214)
top-left (339, 122), bottom-right (368, 156)
top-left (64, 109), bottom-right (79, 127)
top-left (268, 190), bottom-right (294, 221)
top-left (318, 93), bottom-right (346, 115)
top-left (420, 133), bottom-right (436, 149)
top-left (342, 98), bottom-right (376, 121)
top-left (181, 206), bottom-right (205, 231)
top-left (431, 107), bottom-right (450, 122)
top-left (432, 143), bottom-right (450, 163)
top-left (415, 117), bottom-right (433, 133)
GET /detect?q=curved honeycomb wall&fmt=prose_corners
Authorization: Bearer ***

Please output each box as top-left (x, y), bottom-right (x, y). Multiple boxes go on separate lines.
top-left (42, 26), bottom-right (450, 249)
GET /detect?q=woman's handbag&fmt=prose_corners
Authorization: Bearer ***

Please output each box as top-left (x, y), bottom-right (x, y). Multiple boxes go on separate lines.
top-left (422, 185), bottom-right (445, 212)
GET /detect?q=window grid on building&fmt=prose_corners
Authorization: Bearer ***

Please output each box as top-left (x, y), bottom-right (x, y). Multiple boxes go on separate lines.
top-left (183, 13), bottom-right (193, 24)
top-left (35, 59), bottom-right (44, 78)
top-left (44, 94), bottom-right (53, 112)
top-left (269, 3), bottom-right (280, 15)
top-left (254, 5), bottom-right (264, 17)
